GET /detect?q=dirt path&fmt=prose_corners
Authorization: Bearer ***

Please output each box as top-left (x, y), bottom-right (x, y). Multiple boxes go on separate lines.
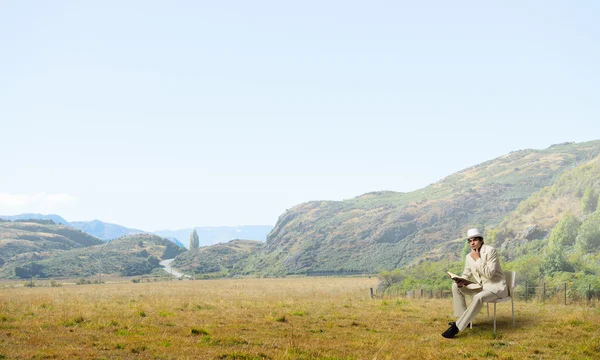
top-left (159, 259), bottom-right (187, 278)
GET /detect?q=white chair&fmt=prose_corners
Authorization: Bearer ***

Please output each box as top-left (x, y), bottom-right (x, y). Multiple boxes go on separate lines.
top-left (470, 271), bottom-right (516, 334)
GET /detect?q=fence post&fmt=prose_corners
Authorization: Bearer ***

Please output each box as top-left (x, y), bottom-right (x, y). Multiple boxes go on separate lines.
top-left (430, 290), bottom-right (433, 298)
top-left (589, 284), bottom-right (592, 303)
top-left (370, 288), bottom-right (374, 299)
top-left (564, 283), bottom-right (567, 305)
top-left (420, 289), bottom-right (424, 298)
top-left (543, 282), bottom-right (546, 303)
top-left (525, 280), bottom-right (528, 303)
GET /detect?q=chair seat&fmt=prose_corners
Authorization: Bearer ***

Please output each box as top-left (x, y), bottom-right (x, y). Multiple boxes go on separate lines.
top-left (487, 296), bottom-right (512, 304)
top-left (470, 272), bottom-right (516, 334)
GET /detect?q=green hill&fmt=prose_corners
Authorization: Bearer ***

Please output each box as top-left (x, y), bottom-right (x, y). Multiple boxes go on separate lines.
top-left (0, 220), bottom-right (104, 262)
top-left (0, 233), bottom-right (185, 279)
top-left (386, 152), bottom-right (600, 294)
top-left (488, 154), bottom-right (600, 259)
top-left (241, 140), bottom-right (600, 276)
top-left (172, 240), bottom-right (263, 277)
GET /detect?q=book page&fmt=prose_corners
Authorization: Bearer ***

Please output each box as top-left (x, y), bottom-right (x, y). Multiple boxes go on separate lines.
top-left (447, 271), bottom-right (482, 289)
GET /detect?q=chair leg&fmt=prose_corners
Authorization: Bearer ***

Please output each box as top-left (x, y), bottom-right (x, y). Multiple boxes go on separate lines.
top-left (469, 322), bottom-right (472, 329)
top-left (487, 303), bottom-right (490, 320)
top-left (511, 298), bottom-right (515, 326)
top-left (493, 303), bottom-right (497, 334)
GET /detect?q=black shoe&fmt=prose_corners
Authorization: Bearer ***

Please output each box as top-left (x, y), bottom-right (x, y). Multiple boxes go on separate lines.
top-left (442, 321), bottom-right (459, 338)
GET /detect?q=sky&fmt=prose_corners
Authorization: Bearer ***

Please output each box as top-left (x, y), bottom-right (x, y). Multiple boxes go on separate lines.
top-left (1, 1), bottom-right (599, 231)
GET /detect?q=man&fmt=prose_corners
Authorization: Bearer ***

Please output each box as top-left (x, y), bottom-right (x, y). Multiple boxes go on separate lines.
top-left (441, 228), bottom-right (507, 338)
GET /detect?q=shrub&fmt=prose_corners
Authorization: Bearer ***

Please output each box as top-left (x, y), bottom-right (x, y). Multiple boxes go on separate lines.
top-left (576, 211), bottom-right (600, 253)
top-left (581, 187), bottom-right (598, 214)
top-left (190, 328), bottom-right (209, 336)
top-left (76, 278), bottom-right (91, 285)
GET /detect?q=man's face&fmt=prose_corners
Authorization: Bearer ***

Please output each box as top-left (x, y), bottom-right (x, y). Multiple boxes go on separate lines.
top-left (468, 237), bottom-right (482, 250)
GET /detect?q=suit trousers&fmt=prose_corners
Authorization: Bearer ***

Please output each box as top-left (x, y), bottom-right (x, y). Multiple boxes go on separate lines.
top-left (452, 282), bottom-right (501, 331)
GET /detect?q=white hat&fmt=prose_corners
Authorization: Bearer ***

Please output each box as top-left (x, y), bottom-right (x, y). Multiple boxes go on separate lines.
top-left (467, 228), bottom-right (483, 239)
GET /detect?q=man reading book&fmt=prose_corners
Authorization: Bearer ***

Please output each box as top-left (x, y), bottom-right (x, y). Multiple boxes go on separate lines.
top-left (442, 228), bottom-right (508, 338)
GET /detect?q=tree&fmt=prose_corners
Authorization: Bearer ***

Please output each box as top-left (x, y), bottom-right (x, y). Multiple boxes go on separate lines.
top-left (189, 229), bottom-right (199, 250)
top-left (147, 255), bottom-right (160, 267)
top-left (377, 269), bottom-right (404, 293)
top-left (540, 249), bottom-right (574, 276)
top-left (547, 213), bottom-right (581, 251)
top-left (576, 211), bottom-right (600, 253)
top-left (137, 249), bottom-right (150, 258)
top-left (15, 263), bottom-right (46, 279)
top-left (540, 213), bottom-right (580, 276)
top-left (14, 266), bottom-right (30, 279)
top-left (504, 255), bottom-right (541, 283)
top-left (581, 187), bottom-right (598, 214)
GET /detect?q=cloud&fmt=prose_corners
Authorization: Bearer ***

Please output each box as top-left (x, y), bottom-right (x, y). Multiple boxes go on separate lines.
top-left (0, 192), bottom-right (78, 208)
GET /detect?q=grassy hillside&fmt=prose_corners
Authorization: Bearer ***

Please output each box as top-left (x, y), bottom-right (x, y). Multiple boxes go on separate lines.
top-left (0, 233), bottom-right (185, 279)
top-left (172, 240), bottom-right (263, 277)
top-left (474, 154), bottom-right (600, 290)
top-left (243, 140), bottom-right (600, 276)
top-left (107, 234), bottom-right (184, 260)
top-left (490, 154), bottom-right (600, 256)
top-left (0, 220), bottom-right (104, 262)
top-left (371, 151), bottom-right (600, 295)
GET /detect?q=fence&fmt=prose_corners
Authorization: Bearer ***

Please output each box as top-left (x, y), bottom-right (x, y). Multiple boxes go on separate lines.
top-left (371, 281), bottom-right (600, 305)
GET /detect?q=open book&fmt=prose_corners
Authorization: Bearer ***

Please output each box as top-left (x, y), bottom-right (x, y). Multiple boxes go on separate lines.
top-left (447, 271), bottom-right (482, 290)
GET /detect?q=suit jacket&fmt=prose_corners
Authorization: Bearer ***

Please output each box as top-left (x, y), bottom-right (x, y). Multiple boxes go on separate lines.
top-left (461, 244), bottom-right (508, 297)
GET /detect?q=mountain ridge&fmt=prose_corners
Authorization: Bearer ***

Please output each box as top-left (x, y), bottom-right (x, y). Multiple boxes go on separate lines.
top-left (3, 140), bottom-right (600, 279)
top-left (239, 140), bottom-right (600, 276)
top-left (0, 214), bottom-right (267, 248)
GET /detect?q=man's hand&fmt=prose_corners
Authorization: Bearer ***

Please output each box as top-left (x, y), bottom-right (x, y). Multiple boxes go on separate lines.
top-left (470, 247), bottom-right (481, 261)
top-left (455, 278), bottom-right (469, 288)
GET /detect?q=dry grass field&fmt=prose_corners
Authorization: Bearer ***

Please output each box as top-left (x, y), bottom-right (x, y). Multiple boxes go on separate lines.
top-left (0, 277), bottom-right (599, 359)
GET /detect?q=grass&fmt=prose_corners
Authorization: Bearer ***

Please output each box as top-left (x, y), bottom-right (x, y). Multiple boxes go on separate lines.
top-left (0, 277), bottom-right (599, 359)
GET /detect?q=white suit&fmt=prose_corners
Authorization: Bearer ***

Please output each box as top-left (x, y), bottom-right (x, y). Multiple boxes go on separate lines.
top-left (452, 244), bottom-right (507, 331)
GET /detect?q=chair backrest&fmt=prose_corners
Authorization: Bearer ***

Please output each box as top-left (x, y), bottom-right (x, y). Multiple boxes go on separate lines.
top-left (505, 271), bottom-right (516, 297)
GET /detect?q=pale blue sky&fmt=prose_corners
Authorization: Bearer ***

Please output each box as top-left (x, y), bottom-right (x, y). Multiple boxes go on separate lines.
top-left (1, 1), bottom-right (599, 231)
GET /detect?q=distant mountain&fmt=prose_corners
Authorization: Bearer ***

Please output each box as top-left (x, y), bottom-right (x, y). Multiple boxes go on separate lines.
top-left (70, 220), bottom-right (146, 241)
top-left (0, 213), bottom-right (70, 225)
top-left (154, 226), bottom-right (273, 248)
top-left (162, 237), bottom-right (185, 248)
top-left (0, 214), bottom-right (254, 249)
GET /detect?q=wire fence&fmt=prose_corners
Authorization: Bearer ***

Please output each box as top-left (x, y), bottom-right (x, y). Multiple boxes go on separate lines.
top-left (372, 281), bottom-right (600, 305)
